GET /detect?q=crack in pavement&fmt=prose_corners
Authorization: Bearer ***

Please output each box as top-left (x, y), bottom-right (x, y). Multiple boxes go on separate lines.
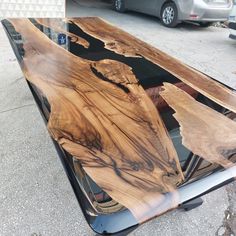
top-left (0, 103), bottom-right (35, 114)
top-left (216, 182), bottom-right (236, 236)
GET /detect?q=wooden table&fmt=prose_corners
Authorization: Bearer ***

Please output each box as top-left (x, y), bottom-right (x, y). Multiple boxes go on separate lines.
top-left (2, 18), bottom-right (236, 235)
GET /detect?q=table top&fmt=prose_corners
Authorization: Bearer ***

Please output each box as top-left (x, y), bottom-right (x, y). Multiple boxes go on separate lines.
top-left (2, 18), bottom-right (236, 233)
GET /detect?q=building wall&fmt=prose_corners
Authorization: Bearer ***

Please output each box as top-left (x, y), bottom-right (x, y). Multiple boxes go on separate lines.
top-left (0, 0), bottom-right (65, 18)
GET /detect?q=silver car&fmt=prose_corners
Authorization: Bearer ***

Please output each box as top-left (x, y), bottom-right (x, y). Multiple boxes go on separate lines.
top-left (113, 0), bottom-right (233, 27)
top-left (229, 0), bottom-right (236, 39)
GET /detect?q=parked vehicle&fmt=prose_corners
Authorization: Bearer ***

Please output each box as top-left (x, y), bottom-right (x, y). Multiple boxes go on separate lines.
top-left (229, 0), bottom-right (236, 39)
top-left (113, 0), bottom-right (233, 27)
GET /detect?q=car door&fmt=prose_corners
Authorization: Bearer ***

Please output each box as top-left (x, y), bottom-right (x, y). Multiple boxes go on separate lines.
top-left (126, 0), bottom-right (159, 16)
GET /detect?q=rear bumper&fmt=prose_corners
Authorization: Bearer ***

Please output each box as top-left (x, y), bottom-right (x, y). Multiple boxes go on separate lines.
top-left (229, 33), bottom-right (236, 39)
top-left (177, 0), bottom-right (233, 22)
top-left (229, 22), bottom-right (236, 40)
top-left (229, 21), bottom-right (236, 29)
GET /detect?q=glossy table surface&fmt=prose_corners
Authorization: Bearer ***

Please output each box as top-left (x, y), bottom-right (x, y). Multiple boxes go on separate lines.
top-left (2, 18), bottom-right (236, 234)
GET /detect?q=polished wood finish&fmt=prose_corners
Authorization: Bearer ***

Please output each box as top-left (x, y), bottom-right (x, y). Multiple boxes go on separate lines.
top-left (8, 19), bottom-right (184, 222)
top-left (73, 17), bottom-right (236, 113)
top-left (160, 83), bottom-right (235, 168)
top-left (4, 17), bottom-right (236, 223)
top-left (36, 18), bottom-right (89, 48)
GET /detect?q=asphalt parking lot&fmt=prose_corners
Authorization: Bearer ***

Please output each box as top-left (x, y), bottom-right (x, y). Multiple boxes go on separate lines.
top-left (0, 1), bottom-right (236, 235)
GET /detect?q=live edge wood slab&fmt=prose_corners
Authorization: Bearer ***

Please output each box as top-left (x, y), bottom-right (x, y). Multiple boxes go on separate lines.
top-left (3, 18), bottom-right (236, 223)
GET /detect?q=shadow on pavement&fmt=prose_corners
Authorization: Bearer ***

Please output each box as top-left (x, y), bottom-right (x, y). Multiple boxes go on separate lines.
top-left (68, 0), bottom-right (112, 9)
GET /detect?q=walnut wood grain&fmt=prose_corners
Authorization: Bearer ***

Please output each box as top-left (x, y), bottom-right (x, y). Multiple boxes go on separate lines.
top-left (160, 83), bottom-right (236, 168)
top-left (72, 17), bottom-right (236, 114)
top-left (8, 19), bottom-right (184, 222)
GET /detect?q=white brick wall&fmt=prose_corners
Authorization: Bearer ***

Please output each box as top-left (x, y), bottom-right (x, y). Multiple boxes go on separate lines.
top-left (0, 0), bottom-right (65, 18)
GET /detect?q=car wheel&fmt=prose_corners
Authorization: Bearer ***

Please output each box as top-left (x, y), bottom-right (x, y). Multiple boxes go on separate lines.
top-left (113, 0), bottom-right (126, 13)
top-left (161, 2), bottom-right (178, 28)
top-left (199, 22), bottom-right (213, 28)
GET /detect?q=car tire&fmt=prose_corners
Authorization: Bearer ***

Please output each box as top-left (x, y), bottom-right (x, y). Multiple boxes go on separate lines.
top-left (161, 2), bottom-right (179, 28)
top-left (113, 0), bottom-right (126, 13)
top-left (199, 22), bottom-right (213, 28)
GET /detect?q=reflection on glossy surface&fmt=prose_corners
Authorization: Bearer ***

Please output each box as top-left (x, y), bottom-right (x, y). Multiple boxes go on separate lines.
top-left (2, 18), bottom-right (236, 234)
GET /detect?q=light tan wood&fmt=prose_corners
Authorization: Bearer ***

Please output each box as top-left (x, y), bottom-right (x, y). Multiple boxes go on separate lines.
top-left (146, 82), bottom-right (198, 110)
top-left (160, 83), bottom-right (236, 168)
